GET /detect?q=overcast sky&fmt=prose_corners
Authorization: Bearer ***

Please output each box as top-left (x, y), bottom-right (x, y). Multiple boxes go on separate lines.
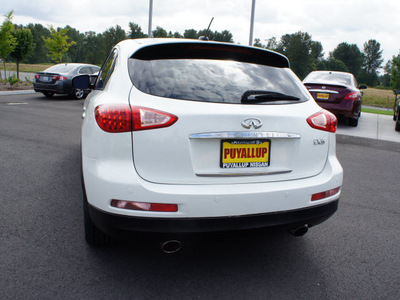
top-left (1, 0), bottom-right (399, 65)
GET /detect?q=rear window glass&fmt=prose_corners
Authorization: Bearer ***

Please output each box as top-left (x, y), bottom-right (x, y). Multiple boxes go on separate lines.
top-left (304, 72), bottom-right (352, 86)
top-left (44, 64), bottom-right (77, 73)
top-left (129, 58), bottom-right (309, 104)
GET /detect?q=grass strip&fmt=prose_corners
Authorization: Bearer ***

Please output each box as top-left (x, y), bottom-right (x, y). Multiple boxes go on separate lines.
top-left (362, 107), bottom-right (394, 116)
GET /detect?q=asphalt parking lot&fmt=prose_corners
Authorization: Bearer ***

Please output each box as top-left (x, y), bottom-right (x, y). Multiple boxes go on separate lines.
top-left (1, 92), bottom-right (399, 299)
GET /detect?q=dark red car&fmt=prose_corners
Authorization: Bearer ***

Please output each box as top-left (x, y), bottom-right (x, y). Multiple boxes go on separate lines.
top-left (303, 71), bottom-right (367, 127)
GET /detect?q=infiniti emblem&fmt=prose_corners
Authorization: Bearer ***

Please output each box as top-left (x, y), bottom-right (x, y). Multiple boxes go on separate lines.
top-left (241, 118), bottom-right (262, 129)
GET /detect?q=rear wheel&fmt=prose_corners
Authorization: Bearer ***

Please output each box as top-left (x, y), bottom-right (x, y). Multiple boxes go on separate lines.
top-left (396, 113), bottom-right (400, 132)
top-left (43, 92), bottom-right (54, 98)
top-left (72, 88), bottom-right (85, 99)
top-left (348, 117), bottom-right (358, 127)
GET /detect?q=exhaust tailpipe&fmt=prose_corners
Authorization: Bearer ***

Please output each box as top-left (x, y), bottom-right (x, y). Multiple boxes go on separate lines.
top-left (289, 225), bottom-right (309, 237)
top-left (161, 240), bottom-right (182, 254)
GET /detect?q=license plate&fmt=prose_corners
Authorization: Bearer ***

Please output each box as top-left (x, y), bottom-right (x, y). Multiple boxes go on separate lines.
top-left (41, 76), bottom-right (51, 82)
top-left (317, 93), bottom-right (329, 100)
top-left (220, 139), bottom-right (270, 168)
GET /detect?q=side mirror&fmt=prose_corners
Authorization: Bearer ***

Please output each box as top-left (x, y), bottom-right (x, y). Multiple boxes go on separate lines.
top-left (359, 85), bottom-right (367, 90)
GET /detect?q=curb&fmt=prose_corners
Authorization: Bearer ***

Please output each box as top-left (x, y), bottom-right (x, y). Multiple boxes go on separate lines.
top-left (0, 90), bottom-right (36, 96)
top-left (336, 134), bottom-right (400, 151)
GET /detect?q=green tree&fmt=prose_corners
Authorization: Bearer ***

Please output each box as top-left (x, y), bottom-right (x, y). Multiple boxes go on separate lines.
top-left (0, 10), bottom-right (17, 79)
top-left (359, 39), bottom-right (384, 86)
top-left (183, 29), bottom-right (198, 39)
top-left (317, 58), bottom-right (348, 72)
top-left (128, 22), bottom-right (146, 39)
top-left (82, 31), bottom-right (104, 65)
top-left (380, 60), bottom-right (391, 87)
top-left (213, 30), bottom-right (233, 43)
top-left (10, 26), bottom-right (34, 79)
top-left (43, 25), bottom-right (76, 63)
top-left (332, 42), bottom-right (362, 77)
top-left (169, 31), bottom-right (183, 38)
top-left (102, 25), bottom-right (126, 54)
top-left (266, 37), bottom-right (278, 50)
top-left (63, 26), bottom-right (85, 62)
top-left (25, 23), bottom-right (50, 63)
top-left (311, 41), bottom-right (324, 60)
top-left (390, 54), bottom-right (400, 90)
top-left (152, 26), bottom-right (168, 38)
top-left (253, 38), bottom-right (265, 48)
top-left (275, 31), bottom-right (317, 79)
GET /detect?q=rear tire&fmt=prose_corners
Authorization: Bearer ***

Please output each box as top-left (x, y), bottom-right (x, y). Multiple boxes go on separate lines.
top-left (395, 118), bottom-right (400, 132)
top-left (348, 117), bottom-right (358, 127)
top-left (72, 88), bottom-right (85, 100)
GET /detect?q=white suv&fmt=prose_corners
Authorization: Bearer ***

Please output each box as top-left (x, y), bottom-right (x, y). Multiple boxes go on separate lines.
top-left (75, 39), bottom-right (343, 247)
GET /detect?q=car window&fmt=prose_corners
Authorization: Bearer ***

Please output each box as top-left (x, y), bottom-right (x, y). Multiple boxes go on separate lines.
top-left (45, 64), bottom-right (77, 73)
top-left (79, 67), bottom-right (92, 74)
top-left (130, 59), bottom-right (309, 104)
top-left (95, 49), bottom-right (118, 90)
top-left (129, 44), bottom-right (309, 104)
top-left (304, 72), bottom-right (352, 86)
top-left (90, 66), bottom-right (100, 74)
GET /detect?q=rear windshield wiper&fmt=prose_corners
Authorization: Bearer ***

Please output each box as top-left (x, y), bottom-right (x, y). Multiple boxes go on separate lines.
top-left (241, 90), bottom-right (300, 103)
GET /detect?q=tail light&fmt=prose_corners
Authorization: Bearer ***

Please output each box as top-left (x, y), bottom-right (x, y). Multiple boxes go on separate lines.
top-left (307, 110), bottom-right (337, 133)
top-left (95, 104), bottom-right (178, 133)
top-left (131, 106), bottom-right (178, 131)
top-left (34, 74), bottom-right (40, 79)
top-left (53, 75), bottom-right (67, 81)
top-left (344, 92), bottom-right (358, 100)
top-left (95, 104), bottom-right (132, 132)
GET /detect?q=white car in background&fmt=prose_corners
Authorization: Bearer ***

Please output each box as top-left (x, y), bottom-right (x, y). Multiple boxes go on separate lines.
top-left (74, 39), bottom-right (343, 249)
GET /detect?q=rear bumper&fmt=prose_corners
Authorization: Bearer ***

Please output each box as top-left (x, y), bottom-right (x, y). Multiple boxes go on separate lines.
top-left (317, 99), bottom-right (361, 118)
top-left (33, 81), bottom-right (72, 94)
top-left (88, 199), bottom-right (339, 237)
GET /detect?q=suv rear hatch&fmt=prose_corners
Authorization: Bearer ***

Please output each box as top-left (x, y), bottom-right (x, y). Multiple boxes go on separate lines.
top-left (128, 42), bottom-right (330, 185)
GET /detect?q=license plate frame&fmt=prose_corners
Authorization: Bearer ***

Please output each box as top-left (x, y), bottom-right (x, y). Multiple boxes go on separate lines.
top-left (41, 76), bottom-right (51, 82)
top-left (316, 93), bottom-right (329, 100)
top-left (220, 139), bottom-right (271, 169)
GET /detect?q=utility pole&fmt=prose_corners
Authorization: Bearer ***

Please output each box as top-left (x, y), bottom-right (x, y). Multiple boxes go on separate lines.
top-left (249, 0), bottom-right (256, 46)
top-left (148, 0), bottom-right (153, 38)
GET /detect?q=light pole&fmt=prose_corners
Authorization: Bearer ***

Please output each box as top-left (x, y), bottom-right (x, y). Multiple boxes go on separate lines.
top-left (249, 0), bottom-right (256, 46)
top-left (148, 0), bottom-right (153, 38)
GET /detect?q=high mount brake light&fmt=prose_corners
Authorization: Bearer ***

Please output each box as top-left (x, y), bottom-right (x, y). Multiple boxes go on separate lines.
top-left (95, 104), bottom-right (178, 133)
top-left (306, 110), bottom-right (337, 133)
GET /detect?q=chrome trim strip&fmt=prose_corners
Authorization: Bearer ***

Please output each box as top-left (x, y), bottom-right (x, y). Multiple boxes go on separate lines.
top-left (189, 131), bottom-right (301, 139)
top-left (309, 89), bottom-right (338, 94)
top-left (195, 169), bottom-right (292, 177)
